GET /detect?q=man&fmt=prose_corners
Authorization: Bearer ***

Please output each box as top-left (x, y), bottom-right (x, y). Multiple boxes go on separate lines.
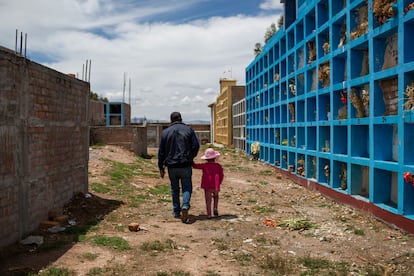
top-left (158, 112), bottom-right (200, 223)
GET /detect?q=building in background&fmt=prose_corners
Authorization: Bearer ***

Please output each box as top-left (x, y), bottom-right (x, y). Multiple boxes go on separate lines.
top-left (210, 79), bottom-right (245, 146)
top-left (232, 98), bottom-right (246, 152)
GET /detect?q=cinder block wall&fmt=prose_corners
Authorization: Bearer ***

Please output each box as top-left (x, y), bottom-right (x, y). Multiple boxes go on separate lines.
top-left (0, 46), bottom-right (89, 248)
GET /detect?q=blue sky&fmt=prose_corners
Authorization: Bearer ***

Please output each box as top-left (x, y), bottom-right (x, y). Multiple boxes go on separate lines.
top-left (0, 0), bottom-right (283, 121)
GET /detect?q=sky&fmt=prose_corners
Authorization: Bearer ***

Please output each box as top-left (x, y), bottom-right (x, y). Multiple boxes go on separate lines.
top-left (0, 0), bottom-right (283, 122)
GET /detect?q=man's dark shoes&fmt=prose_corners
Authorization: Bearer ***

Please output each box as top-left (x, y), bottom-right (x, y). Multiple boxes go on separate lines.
top-left (173, 212), bottom-right (181, 219)
top-left (214, 209), bottom-right (219, 217)
top-left (181, 208), bottom-right (188, 223)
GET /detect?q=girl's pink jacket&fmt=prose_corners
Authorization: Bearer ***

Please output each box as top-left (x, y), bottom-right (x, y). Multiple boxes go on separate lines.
top-left (192, 162), bottom-right (224, 191)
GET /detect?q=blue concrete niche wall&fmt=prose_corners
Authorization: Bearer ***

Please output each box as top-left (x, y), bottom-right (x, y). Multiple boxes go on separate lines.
top-left (246, 0), bottom-right (414, 231)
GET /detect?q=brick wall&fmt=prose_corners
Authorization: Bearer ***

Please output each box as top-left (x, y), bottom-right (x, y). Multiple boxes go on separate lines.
top-left (0, 46), bottom-right (89, 248)
top-left (89, 100), bottom-right (105, 125)
top-left (146, 123), bottom-right (210, 147)
top-left (90, 126), bottom-right (147, 156)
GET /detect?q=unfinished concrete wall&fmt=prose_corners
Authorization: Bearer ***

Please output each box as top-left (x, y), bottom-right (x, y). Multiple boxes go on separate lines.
top-left (90, 126), bottom-right (147, 156)
top-left (0, 46), bottom-right (89, 248)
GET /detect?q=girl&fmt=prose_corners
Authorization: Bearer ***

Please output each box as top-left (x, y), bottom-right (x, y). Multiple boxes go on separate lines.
top-left (193, 148), bottom-right (224, 218)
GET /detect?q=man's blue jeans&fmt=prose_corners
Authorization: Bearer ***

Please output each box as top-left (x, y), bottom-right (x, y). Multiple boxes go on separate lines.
top-left (167, 166), bottom-right (193, 214)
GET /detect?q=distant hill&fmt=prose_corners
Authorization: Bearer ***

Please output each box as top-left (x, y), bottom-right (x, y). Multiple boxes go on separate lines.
top-left (132, 117), bottom-right (209, 125)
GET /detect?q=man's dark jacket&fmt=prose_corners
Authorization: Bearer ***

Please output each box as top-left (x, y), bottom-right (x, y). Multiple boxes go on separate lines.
top-left (158, 122), bottom-right (200, 170)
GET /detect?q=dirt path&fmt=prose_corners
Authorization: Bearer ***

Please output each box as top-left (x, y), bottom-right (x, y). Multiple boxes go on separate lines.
top-left (1, 145), bottom-right (414, 275)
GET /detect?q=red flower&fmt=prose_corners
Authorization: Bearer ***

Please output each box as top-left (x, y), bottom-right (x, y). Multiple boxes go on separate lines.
top-left (403, 172), bottom-right (412, 183)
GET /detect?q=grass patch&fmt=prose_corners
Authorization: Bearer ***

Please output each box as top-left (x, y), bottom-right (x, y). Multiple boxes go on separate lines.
top-left (212, 237), bottom-right (229, 251)
top-left (345, 224), bottom-right (365, 236)
top-left (259, 169), bottom-right (273, 176)
top-left (37, 267), bottom-right (75, 276)
top-left (253, 206), bottom-right (276, 213)
top-left (64, 221), bottom-right (99, 236)
top-left (91, 143), bottom-right (105, 148)
top-left (42, 240), bottom-right (70, 251)
top-left (205, 271), bottom-right (221, 276)
top-left (260, 254), bottom-right (294, 275)
top-left (102, 159), bottom-right (140, 186)
top-left (278, 218), bottom-right (315, 231)
top-left (140, 239), bottom-right (177, 252)
top-left (82, 252), bottom-right (98, 261)
top-left (128, 194), bottom-right (148, 207)
top-left (141, 172), bottom-right (160, 178)
top-left (234, 252), bottom-right (253, 266)
top-left (149, 184), bottom-right (170, 195)
top-left (87, 267), bottom-right (107, 275)
top-left (90, 236), bottom-right (131, 251)
top-left (298, 255), bottom-right (350, 275)
top-left (90, 182), bottom-right (111, 194)
top-left (156, 272), bottom-right (190, 276)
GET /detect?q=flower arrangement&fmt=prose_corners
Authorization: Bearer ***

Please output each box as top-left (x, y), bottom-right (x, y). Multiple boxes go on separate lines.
top-left (318, 62), bottom-right (330, 87)
top-left (350, 6), bottom-right (368, 40)
top-left (405, 2), bottom-right (414, 14)
top-left (339, 164), bottom-right (347, 190)
top-left (373, 0), bottom-right (397, 25)
top-left (404, 81), bottom-right (414, 111)
top-left (350, 88), bottom-right (367, 118)
top-left (307, 41), bottom-right (316, 64)
top-left (404, 172), bottom-right (414, 187)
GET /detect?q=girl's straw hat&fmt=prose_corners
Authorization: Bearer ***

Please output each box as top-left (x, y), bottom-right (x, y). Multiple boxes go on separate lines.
top-left (201, 148), bottom-right (220, 160)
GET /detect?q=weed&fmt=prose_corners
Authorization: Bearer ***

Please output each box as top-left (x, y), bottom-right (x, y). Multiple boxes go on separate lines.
top-left (334, 215), bottom-right (348, 223)
top-left (205, 271), bottom-right (221, 276)
top-left (37, 267), bottom-right (75, 276)
top-left (82, 252), bottom-right (98, 261)
top-left (141, 172), bottom-right (160, 178)
top-left (171, 271), bottom-right (190, 276)
top-left (345, 224), bottom-right (365, 235)
top-left (278, 218), bottom-right (315, 231)
top-left (234, 252), bottom-right (253, 266)
top-left (140, 239), bottom-right (177, 252)
top-left (86, 267), bottom-right (107, 275)
top-left (299, 256), bottom-right (330, 270)
top-left (354, 228), bottom-right (365, 235)
top-left (298, 256), bottom-right (350, 275)
top-left (253, 206), bottom-right (275, 213)
top-left (212, 238), bottom-right (224, 243)
top-left (64, 222), bottom-right (99, 235)
top-left (90, 235), bottom-right (131, 251)
top-left (91, 143), bottom-right (105, 148)
top-left (255, 235), bottom-right (267, 244)
top-left (128, 194), bottom-right (148, 207)
top-left (259, 169), bottom-right (273, 176)
top-left (260, 254), bottom-right (294, 275)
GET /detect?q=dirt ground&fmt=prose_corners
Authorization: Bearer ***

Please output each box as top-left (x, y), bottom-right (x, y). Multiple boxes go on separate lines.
top-left (1, 145), bottom-right (414, 275)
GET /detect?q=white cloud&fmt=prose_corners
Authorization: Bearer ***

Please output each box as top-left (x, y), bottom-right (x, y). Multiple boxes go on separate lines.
top-left (0, 0), bottom-right (282, 121)
top-left (260, 0), bottom-right (284, 10)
